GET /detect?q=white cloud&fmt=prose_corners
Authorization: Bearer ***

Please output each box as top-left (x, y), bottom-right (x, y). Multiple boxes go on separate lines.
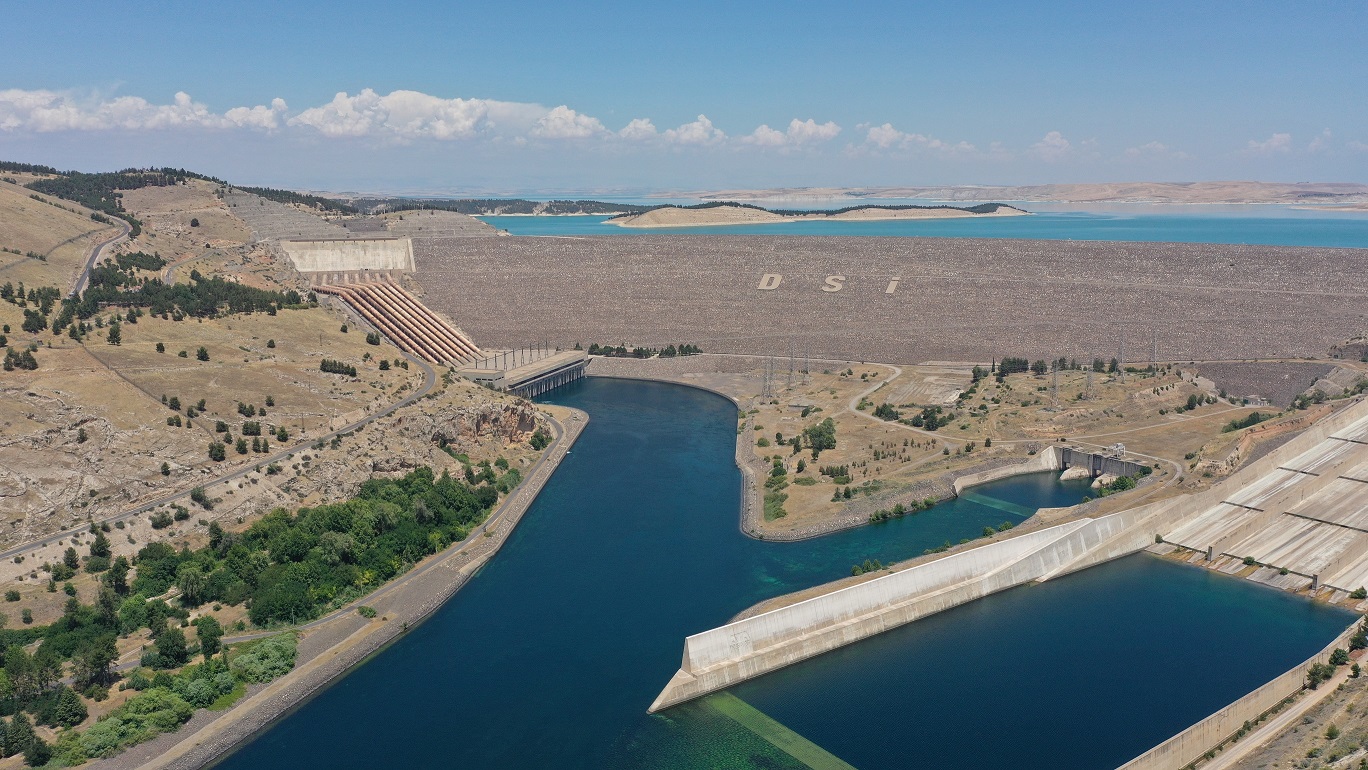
top-left (0, 89), bottom-right (286, 132)
top-left (743, 124), bottom-right (788, 146)
top-left (531, 105), bottom-right (606, 139)
top-left (1308, 129), bottom-right (1332, 153)
top-left (1031, 131), bottom-right (1072, 161)
top-left (618, 117), bottom-right (658, 141)
top-left (664, 114), bottom-right (725, 145)
top-left (289, 89), bottom-right (548, 140)
top-left (1245, 132), bottom-right (1292, 155)
top-left (1349, 140), bottom-right (1368, 153)
top-left (224, 98), bottom-right (289, 130)
top-left (783, 118), bottom-right (841, 144)
top-left (856, 123), bottom-right (974, 154)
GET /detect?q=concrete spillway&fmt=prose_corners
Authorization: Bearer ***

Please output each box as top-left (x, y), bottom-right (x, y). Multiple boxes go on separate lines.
top-left (314, 279), bottom-right (483, 366)
top-left (652, 396), bottom-right (1368, 715)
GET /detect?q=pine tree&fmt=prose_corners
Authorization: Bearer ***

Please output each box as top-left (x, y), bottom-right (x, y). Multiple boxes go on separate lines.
top-left (53, 685), bottom-right (87, 727)
top-left (89, 531), bottom-right (111, 558)
top-left (62, 547), bottom-right (79, 570)
top-left (5, 711), bottom-right (35, 758)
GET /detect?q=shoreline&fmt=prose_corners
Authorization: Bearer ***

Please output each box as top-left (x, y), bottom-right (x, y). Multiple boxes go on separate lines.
top-left (96, 408), bottom-right (587, 770)
top-left (608, 208), bottom-right (1027, 229)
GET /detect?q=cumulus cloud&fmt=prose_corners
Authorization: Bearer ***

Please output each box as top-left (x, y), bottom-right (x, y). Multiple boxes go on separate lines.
top-left (618, 117), bottom-right (658, 141)
top-left (530, 105), bottom-right (606, 139)
top-left (288, 89), bottom-right (548, 140)
top-left (0, 89), bottom-right (286, 132)
top-left (1031, 131), bottom-right (1072, 161)
top-left (743, 118), bottom-right (841, 147)
top-left (1349, 140), bottom-right (1368, 153)
top-left (1308, 129), bottom-right (1332, 153)
top-left (1245, 132), bottom-right (1292, 155)
top-left (855, 123), bottom-right (974, 154)
top-left (664, 114), bottom-right (725, 145)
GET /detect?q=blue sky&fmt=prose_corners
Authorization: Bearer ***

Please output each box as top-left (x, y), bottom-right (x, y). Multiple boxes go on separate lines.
top-left (1, 1), bottom-right (1364, 194)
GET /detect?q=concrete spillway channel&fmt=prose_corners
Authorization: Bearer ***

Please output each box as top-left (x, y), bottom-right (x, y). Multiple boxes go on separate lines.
top-left (653, 397), bottom-right (1368, 765)
top-left (315, 280), bottom-right (484, 366)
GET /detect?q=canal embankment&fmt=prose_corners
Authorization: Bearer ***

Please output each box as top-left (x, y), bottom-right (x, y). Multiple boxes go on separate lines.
top-left (99, 408), bottom-right (587, 770)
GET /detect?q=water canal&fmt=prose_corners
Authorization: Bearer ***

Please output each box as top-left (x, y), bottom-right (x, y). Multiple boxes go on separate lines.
top-left (213, 377), bottom-right (1353, 769)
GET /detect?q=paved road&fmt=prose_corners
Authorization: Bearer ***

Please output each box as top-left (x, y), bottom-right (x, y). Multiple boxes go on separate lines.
top-left (71, 219), bottom-right (130, 296)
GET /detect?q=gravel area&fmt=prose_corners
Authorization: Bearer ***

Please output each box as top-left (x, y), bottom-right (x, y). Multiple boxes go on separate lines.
top-left (1196, 361), bottom-right (1335, 407)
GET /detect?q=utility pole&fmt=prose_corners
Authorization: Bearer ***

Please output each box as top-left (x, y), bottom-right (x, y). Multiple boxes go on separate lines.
top-left (1151, 330), bottom-right (1158, 375)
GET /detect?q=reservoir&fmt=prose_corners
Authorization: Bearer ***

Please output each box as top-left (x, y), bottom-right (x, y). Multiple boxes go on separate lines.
top-left (478, 203), bottom-right (1368, 247)
top-left (212, 378), bottom-right (1353, 769)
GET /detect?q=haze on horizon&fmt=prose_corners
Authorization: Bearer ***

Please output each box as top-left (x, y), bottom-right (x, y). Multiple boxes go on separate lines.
top-left (1, 0), bottom-right (1365, 195)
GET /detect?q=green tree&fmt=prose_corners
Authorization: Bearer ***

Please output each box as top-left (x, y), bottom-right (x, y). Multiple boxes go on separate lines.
top-left (194, 615), bottom-right (224, 659)
top-left (5, 711), bottom-right (35, 759)
top-left (53, 685), bottom-right (88, 727)
top-left (196, 346), bottom-right (209, 361)
top-left (154, 625), bottom-right (189, 668)
top-left (63, 546), bottom-right (79, 571)
top-left (89, 531), bottom-right (111, 558)
top-left (106, 320), bottom-right (121, 345)
top-left (105, 556), bottom-right (130, 594)
top-left (72, 635), bottom-right (117, 688)
top-left (176, 563), bottom-right (208, 606)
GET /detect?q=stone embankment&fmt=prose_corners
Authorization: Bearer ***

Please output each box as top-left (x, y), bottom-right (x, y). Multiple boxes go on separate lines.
top-left (98, 409), bottom-right (585, 770)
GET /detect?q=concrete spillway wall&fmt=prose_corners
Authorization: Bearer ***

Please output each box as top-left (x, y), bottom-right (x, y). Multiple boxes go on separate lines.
top-left (650, 508), bottom-right (1161, 712)
top-left (652, 398), bottom-right (1368, 717)
top-left (280, 237), bottom-right (416, 273)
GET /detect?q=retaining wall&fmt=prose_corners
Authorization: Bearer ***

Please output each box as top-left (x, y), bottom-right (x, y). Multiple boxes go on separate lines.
top-left (951, 446), bottom-right (1062, 494)
top-left (1117, 621), bottom-right (1358, 770)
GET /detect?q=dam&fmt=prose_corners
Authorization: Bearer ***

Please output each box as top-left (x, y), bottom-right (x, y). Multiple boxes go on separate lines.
top-left (211, 378), bottom-right (1352, 770)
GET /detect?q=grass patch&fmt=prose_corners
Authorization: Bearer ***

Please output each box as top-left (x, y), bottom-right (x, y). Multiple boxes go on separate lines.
top-left (792, 477), bottom-right (818, 486)
top-left (764, 491), bottom-right (788, 520)
top-left (208, 679), bottom-right (247, 711)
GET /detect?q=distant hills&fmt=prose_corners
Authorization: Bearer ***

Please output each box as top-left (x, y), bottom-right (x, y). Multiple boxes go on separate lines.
top-left (672, 181), bottom-right (1368, 206)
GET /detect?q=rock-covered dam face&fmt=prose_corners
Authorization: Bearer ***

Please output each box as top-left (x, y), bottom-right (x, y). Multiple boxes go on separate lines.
top-left (409, 234), bottom-right (1368, 363)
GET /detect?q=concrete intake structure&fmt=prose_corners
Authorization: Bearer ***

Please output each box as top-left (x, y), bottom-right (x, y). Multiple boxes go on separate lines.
top-left (651, 396), bottom-right (1368, 718)
top-left (280, 237), bottom-right (416, 273)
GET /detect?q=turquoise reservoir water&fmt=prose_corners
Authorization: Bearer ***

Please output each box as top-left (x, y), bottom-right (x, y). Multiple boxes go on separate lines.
top-left (212, 378), bottom-right (1352, 769)
top-left (478, 204), bottom-right (1368, 247)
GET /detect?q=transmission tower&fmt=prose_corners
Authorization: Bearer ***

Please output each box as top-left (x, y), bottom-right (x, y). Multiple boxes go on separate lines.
top-left (1118, 332), bottom-right (1126, 383)
top-left (803, 343), bottom-right (811, 386)
top-left (1051, 362), bottom-right (1060, 409)
top-left (1085, 367), bottom-right (1094, 399)
top-left (787, 338), bottom-right (795, 389)
top-left (1150, 329), bottom-right (1158, 374)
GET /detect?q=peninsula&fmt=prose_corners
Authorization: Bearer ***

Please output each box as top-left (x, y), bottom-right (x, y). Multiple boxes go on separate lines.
top-left (606, 201), bottom-right (1025, 228)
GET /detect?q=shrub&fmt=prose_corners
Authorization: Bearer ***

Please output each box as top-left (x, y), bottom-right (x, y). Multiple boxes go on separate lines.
top-left (229, 635), bottom-right (298, 683)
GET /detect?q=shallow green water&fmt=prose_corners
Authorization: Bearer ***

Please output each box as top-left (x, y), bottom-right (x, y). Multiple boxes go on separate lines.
top-left (212, 378), bottom-right (1352, 769)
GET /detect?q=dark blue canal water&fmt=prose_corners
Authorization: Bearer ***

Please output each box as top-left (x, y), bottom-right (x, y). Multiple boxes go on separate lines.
top-left (213, 378), bottom-right (1353, 769)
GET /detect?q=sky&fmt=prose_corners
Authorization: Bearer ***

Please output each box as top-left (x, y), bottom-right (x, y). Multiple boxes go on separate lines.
top-left (1, 1), bottom-right (1365, 195)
